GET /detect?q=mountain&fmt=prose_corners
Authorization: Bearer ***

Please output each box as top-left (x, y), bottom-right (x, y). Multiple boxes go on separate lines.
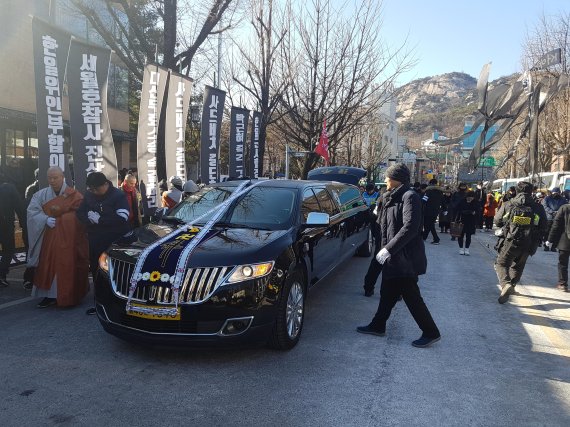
top-left (396, 71), bottom-right (520, 144)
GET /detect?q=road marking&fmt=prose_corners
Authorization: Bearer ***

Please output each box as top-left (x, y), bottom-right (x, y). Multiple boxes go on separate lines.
top-left (0, 296), bottom-right (34, 311)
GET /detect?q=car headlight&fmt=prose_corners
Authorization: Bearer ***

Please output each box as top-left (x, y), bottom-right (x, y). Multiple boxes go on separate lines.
top-left (226, 262), bottom-right (274, 284)
top-left (99, 252), bottom-right (109, 273)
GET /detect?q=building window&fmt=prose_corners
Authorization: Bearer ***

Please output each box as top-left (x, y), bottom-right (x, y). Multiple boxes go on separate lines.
top-left (108, 63), bottom-right (129, 111)
top-left (28, 131), bottom-right (39, 159)
top-left (5, 129), bottom-right (25, 159)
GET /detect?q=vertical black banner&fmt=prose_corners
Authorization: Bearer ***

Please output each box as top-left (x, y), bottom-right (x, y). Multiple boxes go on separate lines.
top-left (164, 71), bottom-right (192, 183)
top-left (67, 37), bottom-right (116, 193)
top-left (31, 17), bottom-right (71, 189)
top-left (229, 107), bottom-right (250, 178)
top-left (137, 64), bottom-right (168, 216)
top-left (250, 111), bottom-right (261, 179)
top-left (200, 86), bottom-right (226, 184)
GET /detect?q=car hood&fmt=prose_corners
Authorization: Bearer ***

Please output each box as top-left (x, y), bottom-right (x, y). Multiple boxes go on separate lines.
top-left (108, 222), bottom-right (292, 267)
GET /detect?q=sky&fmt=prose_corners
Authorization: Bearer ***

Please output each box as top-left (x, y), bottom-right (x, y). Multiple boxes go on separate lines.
top-left (378, 0), bottom-right (569, 86)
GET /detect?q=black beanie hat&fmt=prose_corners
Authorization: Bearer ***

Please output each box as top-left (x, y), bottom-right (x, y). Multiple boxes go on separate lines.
top-left (385, 163), bottom-right (410, 185)
top-left (86, 171), bottom-right (107, 188)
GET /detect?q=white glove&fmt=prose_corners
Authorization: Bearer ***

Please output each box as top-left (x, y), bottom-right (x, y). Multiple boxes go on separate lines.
top-left (87, 211), bottom-right (101, 224)
top-left (494, 228), bottom-right (504, 237)
top-left (376, 248), bottom-right (391, 264)
top-left (46, 217), bottom-right (56, 228)
top-left (545, 241), bottom-right (553, 249)
top-left (443, 211), bottom-right (448, 216)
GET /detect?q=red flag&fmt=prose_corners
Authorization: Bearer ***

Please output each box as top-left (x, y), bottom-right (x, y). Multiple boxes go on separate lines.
top-left (315, 119), bottom-right (330, 164)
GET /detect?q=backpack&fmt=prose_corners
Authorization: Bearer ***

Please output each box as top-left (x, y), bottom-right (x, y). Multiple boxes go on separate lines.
top-left (504, 204), bottom-right (538, 244)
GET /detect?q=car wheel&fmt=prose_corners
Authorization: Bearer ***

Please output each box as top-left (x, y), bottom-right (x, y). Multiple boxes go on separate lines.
top-left (268, 270), bottom-right (305, 350)
top-left (355, 228), bottom-right (373, 257)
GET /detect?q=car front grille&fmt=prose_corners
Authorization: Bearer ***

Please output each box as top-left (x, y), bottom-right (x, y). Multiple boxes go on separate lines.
top-left (109, 258), bottom-right (233, 305)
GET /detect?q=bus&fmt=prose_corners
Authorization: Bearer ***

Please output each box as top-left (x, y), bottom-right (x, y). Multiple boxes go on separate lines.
top-left (493, 172), bottom-right (570, 194)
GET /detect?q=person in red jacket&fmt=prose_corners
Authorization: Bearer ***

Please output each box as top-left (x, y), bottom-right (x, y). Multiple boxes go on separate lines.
top-left (483, 193), bottom-right (497, 232)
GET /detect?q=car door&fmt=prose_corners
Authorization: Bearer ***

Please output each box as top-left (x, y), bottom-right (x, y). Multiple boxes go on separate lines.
top-left (333, 184), bottom-right (370, 262)
top-left (299, 187), bottom-right (340, 285)
top-left (312, 186), bottom-right (342, 281)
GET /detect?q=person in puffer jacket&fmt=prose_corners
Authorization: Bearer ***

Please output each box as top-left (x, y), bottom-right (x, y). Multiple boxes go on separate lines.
top-left (542, 188), bottom-right (567, 252)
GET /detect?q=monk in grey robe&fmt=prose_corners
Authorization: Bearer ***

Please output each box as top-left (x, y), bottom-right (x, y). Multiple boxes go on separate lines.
top-left (27, 167), bottom-right (89, 308)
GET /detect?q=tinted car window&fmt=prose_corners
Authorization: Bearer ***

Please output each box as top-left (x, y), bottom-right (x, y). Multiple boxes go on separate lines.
top-left (301, 188), bottom-right (321, 221)
top-left (228, 187), bottom-right (296, 229)
top-left (337, 186), bottom-right (361, 205)
top-left (313, 187), bottom-right (339, 216)
top-left (333, 185), bottom-right (365, 212)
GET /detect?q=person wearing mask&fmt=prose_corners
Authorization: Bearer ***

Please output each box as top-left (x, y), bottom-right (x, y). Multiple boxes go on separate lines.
top-left (119, 173), bottom-right (142, 228)
top-left (0, 172), bottom-right (26, 288)
top-left (362, 183), bottom-right (379, 211)
top-left (499, 186), bottom-right (517, 208)
top-left (26, 167), bottom-right (89, 308)
top-left (357, 163), bottom-right (440, 348)
top-left (483, 193), bottom-right (498, 232)
top-left (77, 172), bottom-right (131, 315)
top-left (422, 178), bottom-right (444, 244)
top-left (448, 183), bottom-right (468, 241)
top-left (494, 181), bottom-right (547, 304)
top-left (546, 203), bottom-right (570, 292)
top-left (161, 176), bottom-right (183, 209)
top-left (454, 191), bottom-right (481, 255)
top-left (542, 188), bottom-right (566, 252)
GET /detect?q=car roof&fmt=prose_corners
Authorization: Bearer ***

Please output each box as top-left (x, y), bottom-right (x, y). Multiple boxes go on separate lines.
top-left (307, 166), bottom-right (367, 186)
top-left (210, 179), bottom-right (348, 190)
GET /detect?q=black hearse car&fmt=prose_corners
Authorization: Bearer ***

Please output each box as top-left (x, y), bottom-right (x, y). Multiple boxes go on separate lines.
top-left (95, 180), bottom-right (371, 350)
top-left (307, 166), bottom-right (367, 186)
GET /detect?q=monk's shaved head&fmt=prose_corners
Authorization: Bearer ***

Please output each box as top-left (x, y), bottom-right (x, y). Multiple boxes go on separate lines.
top-left (47, 166), bottom-right (64, 177)
top-left (47, 167), bottom-right (65, 193)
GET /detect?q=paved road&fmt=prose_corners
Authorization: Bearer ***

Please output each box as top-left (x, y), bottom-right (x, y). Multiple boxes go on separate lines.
top-left (1, 231), bottom-right (569, 426)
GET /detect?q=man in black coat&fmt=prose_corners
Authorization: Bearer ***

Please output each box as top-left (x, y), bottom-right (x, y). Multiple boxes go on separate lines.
top-left (357, 163), bottom-right (441, 348)
top-left (0, 172), bottom-right (26, 287)
top-left (546, 203), bottom-right (570, 292)
top-left (422, 178), bottom-right (444, 244)
top-left (494, 181), bottom-right (547, 304)
top-left (77, 172), bottom-right (131, 315)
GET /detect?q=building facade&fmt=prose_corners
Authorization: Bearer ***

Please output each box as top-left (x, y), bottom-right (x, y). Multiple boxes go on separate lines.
top-left (0, 0), bottom-right (132, 195)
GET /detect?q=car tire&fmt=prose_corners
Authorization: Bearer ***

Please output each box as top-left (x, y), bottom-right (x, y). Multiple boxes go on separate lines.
top-left (268, 270), bottom-right (305, 350)
top-left (355, 228), bottom-right (373, 257)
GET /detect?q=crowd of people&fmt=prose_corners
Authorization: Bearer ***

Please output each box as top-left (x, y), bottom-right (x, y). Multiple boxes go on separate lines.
top-left (358, 173), bottom-right (570, 312)
top-left (1, 165), bottom-right (569, 346)
top-left (0, 167), bottom-right (201, 312)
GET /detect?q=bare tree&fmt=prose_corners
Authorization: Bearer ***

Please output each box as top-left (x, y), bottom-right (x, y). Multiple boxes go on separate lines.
top-left (228, 0), bottom-right (291, 177)
top-left (522, 11), bottom-right (570, 172)
top-left (275, 0), bottom-right (415, 178)
top-left (71, 0), bottom-right (239, 81)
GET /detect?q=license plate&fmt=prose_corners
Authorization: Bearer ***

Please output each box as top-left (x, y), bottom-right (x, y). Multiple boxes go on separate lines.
top-left (127, 304), bottom-right (181, 321)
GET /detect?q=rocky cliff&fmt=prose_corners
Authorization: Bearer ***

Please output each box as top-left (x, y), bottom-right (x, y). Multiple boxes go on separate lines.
top-left (396, 72), bottom-right (520, 143)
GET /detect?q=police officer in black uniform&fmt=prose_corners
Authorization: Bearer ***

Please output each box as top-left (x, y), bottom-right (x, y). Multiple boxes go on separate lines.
top-left (494, 181), bottom-right (547, 304)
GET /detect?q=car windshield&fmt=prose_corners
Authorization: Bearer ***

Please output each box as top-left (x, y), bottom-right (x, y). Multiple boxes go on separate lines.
top-left (166, 185), bottom-right (297, 230)
top-left (167, 185), bottom-right (236, 223)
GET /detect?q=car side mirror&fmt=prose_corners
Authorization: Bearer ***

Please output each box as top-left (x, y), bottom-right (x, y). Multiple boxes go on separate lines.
top-left (304, 212), bottom-right (330, 227)
top-left (152, 207), bottom-right (168, 223)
